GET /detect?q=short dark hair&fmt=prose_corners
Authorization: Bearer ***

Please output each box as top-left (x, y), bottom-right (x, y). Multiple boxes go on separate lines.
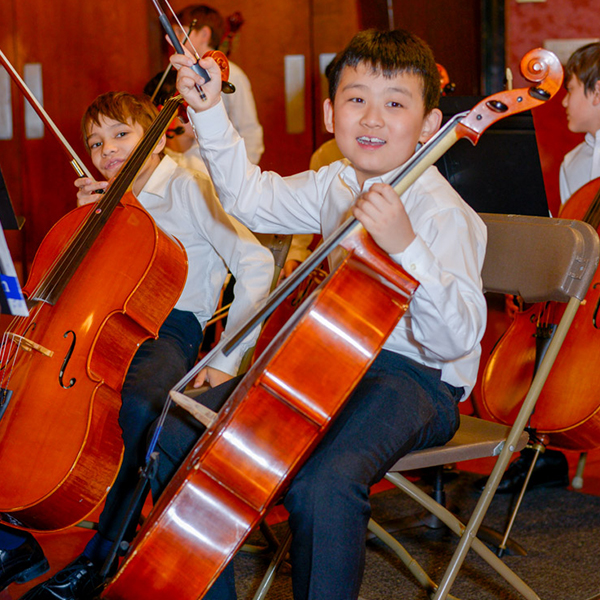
top-left (565, 42), bottom-right (600, 95)
top-left (327, 29), bottom-right (440, 114)
top-left (81, 91), bottom-right (158, 152)
top-left (176, 4), bottom-right (225, 49)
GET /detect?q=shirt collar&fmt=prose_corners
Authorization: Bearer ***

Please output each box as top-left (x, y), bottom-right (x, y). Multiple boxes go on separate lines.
top-left (584, 130), bottom-right (600, 149)
top-left (338, 162), bottom-right (406, 194)
top-left (140, 154), bottom-right (178, 197)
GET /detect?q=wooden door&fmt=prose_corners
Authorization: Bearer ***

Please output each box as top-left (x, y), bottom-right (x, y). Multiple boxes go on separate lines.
top-left (166, 0), bottom-right (360, 175)
top-left (390, 0), bottom-right (482, 96)
top-left (0, 0), bottom-right (161, 271)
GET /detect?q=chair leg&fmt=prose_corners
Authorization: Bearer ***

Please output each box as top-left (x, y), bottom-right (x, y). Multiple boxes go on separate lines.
top-left (251, 528), bottom-right (292, 600)
top-left (367, 518), bottom-right (461, 600)
top-left (386, 473), bottom-right (541, 600)
top-left (572, 451), bottom-right (587, 489)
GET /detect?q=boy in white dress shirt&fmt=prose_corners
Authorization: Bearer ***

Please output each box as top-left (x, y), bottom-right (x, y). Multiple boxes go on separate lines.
top-left (560, 42), bottom-right (600, 206)
top-left (161, 28), bottom-right (487, 599)
top-left (7, 91), bottom-right (273, 600)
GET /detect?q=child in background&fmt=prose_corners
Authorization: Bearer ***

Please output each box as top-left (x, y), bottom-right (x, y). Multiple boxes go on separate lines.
top-left (560, 42), bottom-right (600, 205)
top-left (10, 91), bottom-right (273, 600)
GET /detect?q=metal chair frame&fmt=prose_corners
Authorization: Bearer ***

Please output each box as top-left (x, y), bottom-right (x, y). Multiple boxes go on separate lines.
top-left (252, 213), bottom-right (600, 600)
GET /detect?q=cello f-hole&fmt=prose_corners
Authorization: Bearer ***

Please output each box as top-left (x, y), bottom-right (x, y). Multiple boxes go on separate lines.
top-left (592, 283), bottom-right (600, 329)
top-left (59, 330), bottom-right (77, 389)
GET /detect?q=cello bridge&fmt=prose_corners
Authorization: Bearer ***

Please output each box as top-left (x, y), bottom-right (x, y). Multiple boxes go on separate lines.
top-left (6, 333), bottom-right (54, 357)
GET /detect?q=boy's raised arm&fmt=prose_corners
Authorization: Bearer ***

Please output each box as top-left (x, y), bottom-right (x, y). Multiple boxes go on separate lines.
top-left (171, 54), bottom-right (222, 112)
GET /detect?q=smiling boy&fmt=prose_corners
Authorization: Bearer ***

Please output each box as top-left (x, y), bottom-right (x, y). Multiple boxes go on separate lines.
top-left (157, 29), bottom-right (488, 600)
top-left (7, 91), bottom-right (274, 600)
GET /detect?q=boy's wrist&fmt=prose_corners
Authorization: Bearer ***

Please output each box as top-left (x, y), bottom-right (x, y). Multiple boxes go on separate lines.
top-left (188, 100), bottom-right (229, 138)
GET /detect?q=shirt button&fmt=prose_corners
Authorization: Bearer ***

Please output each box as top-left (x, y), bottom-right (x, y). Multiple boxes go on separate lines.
top-left (410, 263), bottom-right (417, 271)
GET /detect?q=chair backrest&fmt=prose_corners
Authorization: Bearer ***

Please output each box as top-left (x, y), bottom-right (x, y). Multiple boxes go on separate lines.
top-left (309, 139), bottom-right (343, 171)
top-left (480, 213), bottom-right (599, 302)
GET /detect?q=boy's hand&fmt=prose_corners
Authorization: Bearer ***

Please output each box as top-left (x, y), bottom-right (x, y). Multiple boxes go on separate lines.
top-left (193, 367), bottom-right (233, 389)
top-left (353, 182), bottom-right (416, 255)
top-left (75, 177), bottom-right (108, 206)
top-left (170, 54), bottom-right (222, 112)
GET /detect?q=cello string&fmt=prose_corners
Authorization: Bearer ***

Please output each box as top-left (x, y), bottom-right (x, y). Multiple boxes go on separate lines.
top-left (162, 0), bottom-right (203, 62)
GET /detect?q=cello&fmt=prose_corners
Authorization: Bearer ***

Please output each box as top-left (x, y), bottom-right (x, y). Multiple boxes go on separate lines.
top-left (101, 47), bottom-right (563, 600)
top-left (481, 176), bottom-right (600, 451)
top-left (0, 93), bottom-right (190, 532)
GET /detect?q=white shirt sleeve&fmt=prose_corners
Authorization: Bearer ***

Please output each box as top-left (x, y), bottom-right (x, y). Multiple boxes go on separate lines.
top-left (190, 101), bottom-right (323, 235)
top-left (391, 205), bottom-right (487, 363)
top-left (222, 63), bottom-right (264, 165)
top-left (183, 172), bottom-right (275, 375)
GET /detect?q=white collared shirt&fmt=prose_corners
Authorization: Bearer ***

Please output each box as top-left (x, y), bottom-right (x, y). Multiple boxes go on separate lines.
top-left (559, 130), bottom-right (600, 204)
top-left (188, 101), bottom-right (487, 399)
top-left (137, 155), bottom-right (274, 375)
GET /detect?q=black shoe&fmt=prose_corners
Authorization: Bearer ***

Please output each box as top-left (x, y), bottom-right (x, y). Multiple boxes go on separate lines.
top-left (0, 530), bottom-right (49, 591)
top-left (475, 448), bottom-right (570, 494)
top-left (19, 556), bottom-right (105, 600)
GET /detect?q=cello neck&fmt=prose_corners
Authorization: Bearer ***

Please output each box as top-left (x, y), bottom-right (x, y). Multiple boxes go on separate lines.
top-left (582, 185), bottom-right (600, 228)
top-left (31, 95), bottom-right (184, 305)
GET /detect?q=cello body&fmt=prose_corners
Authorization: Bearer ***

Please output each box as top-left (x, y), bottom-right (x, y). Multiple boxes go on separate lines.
top-left (481, 177), bottom-right (600, 451)
top-left (0, 193), bottom-right (187, 531)
top-left (102, 228), bottom-right (418, 600)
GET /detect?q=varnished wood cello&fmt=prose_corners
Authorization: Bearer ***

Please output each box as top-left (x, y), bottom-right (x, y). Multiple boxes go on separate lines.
top-left (481, 176), bottom-right (600, 451)
top-left (102, 48), bottom-right (563, 600)
top-left (0, 92), bottom-right (189, 532)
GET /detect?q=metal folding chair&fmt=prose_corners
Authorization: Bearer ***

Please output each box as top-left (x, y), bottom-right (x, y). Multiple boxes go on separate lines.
top-left (252, 213), bottom-right (599, 600)
top-left (376, 213), bottom-right (599, 599)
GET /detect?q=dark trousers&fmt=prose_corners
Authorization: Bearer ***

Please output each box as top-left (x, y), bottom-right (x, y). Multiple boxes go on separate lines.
top-left (0, 309), bottom-right (203, 564)
top-left (97, 309), bottom-right (202, 544)
top-left (152, 350), bottom-right (462, 600)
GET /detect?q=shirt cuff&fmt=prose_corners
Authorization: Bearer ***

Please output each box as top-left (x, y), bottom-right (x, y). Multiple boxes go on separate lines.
top-left (188, 100), bottom-right (230, 139)
top-left (390, 234), bottom-right (435, 281)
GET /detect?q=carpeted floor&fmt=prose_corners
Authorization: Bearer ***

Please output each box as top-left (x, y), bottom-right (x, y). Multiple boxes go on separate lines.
top-left (233, 472), bottom-right (600, 600)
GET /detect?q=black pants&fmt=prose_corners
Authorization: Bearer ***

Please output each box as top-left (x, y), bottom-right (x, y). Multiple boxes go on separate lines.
top-left (151, 350), bottom-right (462, 600)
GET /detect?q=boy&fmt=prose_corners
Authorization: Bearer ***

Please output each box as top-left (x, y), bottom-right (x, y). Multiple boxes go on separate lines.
top-left (559, 41), bottom-right (600, 205)
top-left (3, 91), bottom-right (274, 600)
top-left (175, 4), bottom-right (264, 165)
top-left (152, 29), bottom-right (487, 599)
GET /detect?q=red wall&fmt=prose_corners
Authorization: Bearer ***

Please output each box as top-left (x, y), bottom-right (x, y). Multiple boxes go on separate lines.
top-left (506, 0), bottom-right (598, 215)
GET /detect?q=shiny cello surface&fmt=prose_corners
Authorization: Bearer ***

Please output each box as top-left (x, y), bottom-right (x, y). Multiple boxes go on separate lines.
top-left (0, 94), bottom-right (189, 531)
top-left (104, 226), bottom-right (419, 600)
top-left (481, 176), bottom-right (600, 451)
top-left (102, 48), bottom-right (564, 600)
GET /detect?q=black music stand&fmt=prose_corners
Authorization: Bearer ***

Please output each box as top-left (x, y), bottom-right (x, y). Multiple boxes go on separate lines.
top-left (435, 96), bottom-right (549, 217)
top-left (0, 167), bottom-right (27, 316)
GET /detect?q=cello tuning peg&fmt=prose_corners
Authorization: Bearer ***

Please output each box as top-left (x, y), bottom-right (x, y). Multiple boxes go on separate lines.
top-left (221, 81), bottom-right (236, 94)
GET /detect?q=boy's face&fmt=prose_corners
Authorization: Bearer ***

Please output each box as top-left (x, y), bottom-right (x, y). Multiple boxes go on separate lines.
top-left (562, 74), bottom-right (600, 135)
top-left (178, 26), bottom-right (211, 56)
top-left (323, 63), bottom-right (441, 187)
top-left (86, 115), bottom-right (164, 182)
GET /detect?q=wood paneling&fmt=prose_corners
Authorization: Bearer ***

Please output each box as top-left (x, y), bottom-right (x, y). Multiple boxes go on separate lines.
top-left (1, 0), bottom-right (160, 268)
top-left (390, 0), bottom-right (481, 96)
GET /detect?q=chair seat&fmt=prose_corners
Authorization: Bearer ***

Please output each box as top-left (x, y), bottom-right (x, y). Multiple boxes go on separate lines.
top-left (388, 415), bottom-right (529, 472)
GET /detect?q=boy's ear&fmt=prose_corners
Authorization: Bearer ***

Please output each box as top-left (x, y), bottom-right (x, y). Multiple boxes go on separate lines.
top-left (323, 98), bottom-right (335, 134)
top-left (593, 80), bottom-right (600, 106)
top-left (418, 108), bottom-right (442, 144)
top-left (155, 134), bottom-right (167, 155)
